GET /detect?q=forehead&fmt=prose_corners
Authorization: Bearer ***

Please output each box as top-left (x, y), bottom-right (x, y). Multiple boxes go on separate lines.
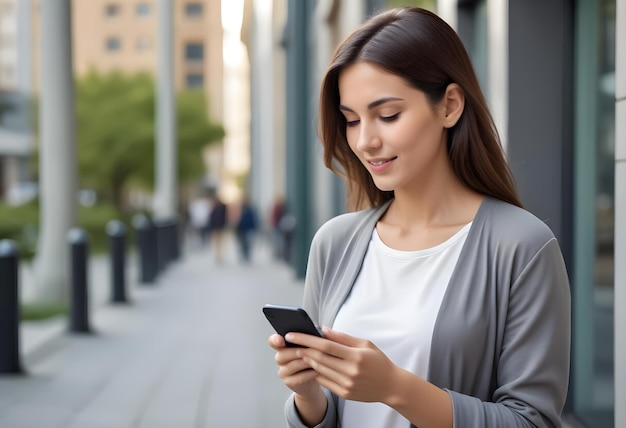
top-left (338, 61), bottom-right (418, 106)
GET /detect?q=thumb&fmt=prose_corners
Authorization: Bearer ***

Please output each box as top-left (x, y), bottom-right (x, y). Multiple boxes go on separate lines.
top-left (321, 326), bottom-right (365, 347)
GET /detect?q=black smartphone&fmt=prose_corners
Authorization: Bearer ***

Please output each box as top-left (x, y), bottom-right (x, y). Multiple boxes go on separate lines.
top-left (263, 304), bottom-right (323, 347)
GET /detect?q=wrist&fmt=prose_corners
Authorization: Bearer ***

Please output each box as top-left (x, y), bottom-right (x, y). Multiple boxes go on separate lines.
top-left (383, 365), bottom-right (410, 409)
top-left (294, 388), bottom-right (327, 427)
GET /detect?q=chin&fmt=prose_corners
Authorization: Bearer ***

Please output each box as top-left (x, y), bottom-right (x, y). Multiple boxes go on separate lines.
top-left (372, 181), bottom-right (395, 192)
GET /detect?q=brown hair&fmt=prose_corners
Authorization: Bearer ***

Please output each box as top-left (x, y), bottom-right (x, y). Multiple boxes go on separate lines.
top-left (319, 7), bottom-right (522, 210)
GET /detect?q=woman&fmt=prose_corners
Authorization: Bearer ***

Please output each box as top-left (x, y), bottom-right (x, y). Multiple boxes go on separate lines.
top-left (268, 7), bottom-right (570, 428)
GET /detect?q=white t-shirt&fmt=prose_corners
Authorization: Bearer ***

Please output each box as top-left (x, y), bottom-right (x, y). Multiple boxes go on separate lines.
top-left (333, 223), bottom-right (471, 428)
top-left (188, 198), bottom-right (211, 228)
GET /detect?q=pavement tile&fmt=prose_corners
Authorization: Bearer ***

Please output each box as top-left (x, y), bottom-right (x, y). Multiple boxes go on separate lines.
top-left (0, 236), bottom-right (302, 428)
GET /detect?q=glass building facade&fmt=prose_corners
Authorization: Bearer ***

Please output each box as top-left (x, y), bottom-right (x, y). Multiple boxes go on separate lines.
top-left (572, 0), bottom-right (615, 426)
top-left (451, 0), bottom-right (617, 425)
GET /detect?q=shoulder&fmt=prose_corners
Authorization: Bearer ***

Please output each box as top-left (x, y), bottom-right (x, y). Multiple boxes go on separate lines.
top-left (312, 205), bottom-right (383, 248)
top-left (472, 198), bottom-right (568, 286)
top-left (479, 197), bottom-right (557, 249)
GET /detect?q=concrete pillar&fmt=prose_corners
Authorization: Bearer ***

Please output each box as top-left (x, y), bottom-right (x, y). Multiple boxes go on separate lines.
top-left (487, 0), bottom-right (508, 151)
top-left (285, 0), bottom-right (312, 278)
top-left (154, 0), bottom-right (177, 220)
top-left (16, 0), bottom-right (32, 95)
top-left (437, 0), bottom-right (458, 29)
top-left (312, 0), bottom-right (341, 227)
top-left (249, 0), bottom-right (276, 226)
top-left (33, 0), bottom-right (77, 303)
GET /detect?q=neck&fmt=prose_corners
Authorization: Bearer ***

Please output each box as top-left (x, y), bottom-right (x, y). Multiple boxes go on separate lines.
top-left (386, 176), bottom-right (482, 229)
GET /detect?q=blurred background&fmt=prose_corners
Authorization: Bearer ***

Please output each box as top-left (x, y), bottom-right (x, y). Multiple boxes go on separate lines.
top-left (0, 0), bottom-right (623, 427)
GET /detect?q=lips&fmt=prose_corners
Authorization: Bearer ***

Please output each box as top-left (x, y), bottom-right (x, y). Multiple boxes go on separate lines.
top-left (367, 157), bottom-right (397, 166)
top-left (366, 156), bottom-right (397, 172)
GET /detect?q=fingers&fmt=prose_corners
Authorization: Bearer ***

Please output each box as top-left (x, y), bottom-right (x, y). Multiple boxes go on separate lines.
top-left (285, 329), bottom-right (369, 360)
top-left (321, 327), bottom-right (367, 348)
top-left (279, 362), bottom-right (318, 385)
top-left (268, 333), bottom-right (286, 350)
top-left (284, 332), bottom-right (344, 357)
top-left (269, 334), bottom-right (323, 398)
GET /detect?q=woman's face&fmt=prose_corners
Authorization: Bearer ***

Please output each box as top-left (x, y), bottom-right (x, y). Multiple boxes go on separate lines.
top-left (338, 61), bottom-right (449, 193)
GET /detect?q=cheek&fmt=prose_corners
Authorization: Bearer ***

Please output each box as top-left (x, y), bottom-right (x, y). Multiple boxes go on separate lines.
top-left (345, 129), bottom-right (359, 152)
top-left (396, 118), bottom-right (442, 149)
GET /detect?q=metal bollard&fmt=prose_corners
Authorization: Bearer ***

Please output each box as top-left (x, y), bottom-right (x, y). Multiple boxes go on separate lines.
top-left (106, 220), bottom-right (127, 303)
top-left (133, 214), bottom-right (157, 284)
top-left (154, 220), bottom-right (168, 273)
top-left (171, 220), bottom-right (180, 261)
top-left (68, 228), bottom-right (90, 333)
top-left (173, 220), bottom-right (182, 260)
top-left (154, 219), bottom-right (178, 271)
top-left (0, 240), bottom-right (22, 373)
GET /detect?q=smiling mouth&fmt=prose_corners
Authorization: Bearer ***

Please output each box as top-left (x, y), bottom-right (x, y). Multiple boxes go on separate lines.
top-left (368, 157), bottom-right (397, 166)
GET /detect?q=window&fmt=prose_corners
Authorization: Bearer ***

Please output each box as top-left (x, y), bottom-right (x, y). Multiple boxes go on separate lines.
top-left (136, 36), bottom-right (151, 51)
top-left (185, 73), bottom-right (204, 89)
top-left (185, 3), bottom-right (203, 18)
top-left (136, 2), bottom-right (151, 18)
top-left (457, 0), bottom-right (489, 98)
top-left (105, 37), bottom-right (121, 52)
top-left (185, 43), bottom-right (204, 62)
top-left (571, 0), bottom-right (616, 427)
top-left (105, 4), bottom-right (120, 17)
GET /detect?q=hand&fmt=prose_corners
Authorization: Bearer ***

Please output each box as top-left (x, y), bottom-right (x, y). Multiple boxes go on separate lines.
top-left (268, 333), bottom-right (322, 399)
top-left (286, 327), bottom-right (399, 404)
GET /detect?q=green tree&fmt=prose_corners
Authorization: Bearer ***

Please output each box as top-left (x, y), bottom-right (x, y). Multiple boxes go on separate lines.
top-left (74, 71), bottom-right (224, 210)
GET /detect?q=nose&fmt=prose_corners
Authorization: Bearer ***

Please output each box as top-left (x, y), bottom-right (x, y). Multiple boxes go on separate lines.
top-left (354, 122), bottom-right (381, 152)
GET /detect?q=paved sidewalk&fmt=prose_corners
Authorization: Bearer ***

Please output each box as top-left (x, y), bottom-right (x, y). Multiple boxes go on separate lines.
top-left (1, 236), bottom-right (304, 428)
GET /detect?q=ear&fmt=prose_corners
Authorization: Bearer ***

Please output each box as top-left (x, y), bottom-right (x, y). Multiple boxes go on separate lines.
top-left (441, 83), bottom-right (465, 128)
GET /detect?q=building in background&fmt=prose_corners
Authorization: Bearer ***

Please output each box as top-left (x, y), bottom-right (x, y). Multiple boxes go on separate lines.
top-left (241, 0), bottom-right (287, 230)
top-left (26, 0), bottom-right (229, 201)
top-left (440, 1), bottom-right (618, 426)
top-left (36, 0), bottom-right (224, 125)
top-left (0, 0), bottom-right (35, 204)
top-left (245, 0), bottom-right (623, 426)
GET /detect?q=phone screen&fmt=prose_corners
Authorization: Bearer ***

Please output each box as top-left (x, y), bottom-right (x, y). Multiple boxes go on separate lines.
top-left (263, 304), bottom-right (323, 347)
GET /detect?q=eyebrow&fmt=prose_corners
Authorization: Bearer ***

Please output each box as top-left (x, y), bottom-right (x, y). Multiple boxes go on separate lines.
top-left (339, 97), bottom-right (404, 113)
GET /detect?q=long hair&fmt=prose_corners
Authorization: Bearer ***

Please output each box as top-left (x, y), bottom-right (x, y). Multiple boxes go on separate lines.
top-left (319, 7), bottom-right (522, 211)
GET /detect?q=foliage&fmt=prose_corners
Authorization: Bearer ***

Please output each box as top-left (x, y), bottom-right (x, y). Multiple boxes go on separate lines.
top-left (385, 0), bottom-right (436, 11)
top-left (34, 71), bottom-right (225, 211)
top-left (77, 203), bottom-right (136, 254)
top-left (0, 200), bottom-right (39, 258)
top-left (0, 201), bottom-right (135, 259)
top-left (20, 303), bottom-right (67, 321)
top-left (75, 71), bottom-right (155, 209)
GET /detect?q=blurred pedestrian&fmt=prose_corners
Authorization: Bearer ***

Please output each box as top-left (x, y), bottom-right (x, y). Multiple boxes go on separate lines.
top-left (267, 7), bottom-right (570, 428)
top-left (278, 211), bottom-right (296, 263)
top-left (236, 196), bottom-right (259, 263)
top-left (187, 191), bottom-right (212, 248)
top-left (207, 193), bottom-right (227, 263)
top-left (270, 196), bottom-right (286, 259)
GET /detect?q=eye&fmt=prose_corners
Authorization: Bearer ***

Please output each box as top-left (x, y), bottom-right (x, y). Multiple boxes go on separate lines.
top-left (380, 113), bottom-right (400, 123)
top-left (346, 119), bottom-right (360, 128)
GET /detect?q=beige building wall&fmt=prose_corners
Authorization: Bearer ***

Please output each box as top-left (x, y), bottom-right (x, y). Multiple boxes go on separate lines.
top-left (72, 1), bottom-right (157, 76)
top-left (30, 0), bottom-right (223, 123)
top-left (0, 0), bottom-right (18, 89)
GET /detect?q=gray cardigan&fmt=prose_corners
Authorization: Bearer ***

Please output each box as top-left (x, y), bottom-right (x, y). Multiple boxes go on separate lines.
top-left (285, 197), bottom-right (571, 428)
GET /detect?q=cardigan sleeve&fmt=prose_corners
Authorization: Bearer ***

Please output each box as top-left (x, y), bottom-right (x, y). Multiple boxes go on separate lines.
top-left (445, 238), bottom-right (571, 427)
top-left (284, 230), bottom-right (339, 428)
top-left (284, 389), bottom-right (337, 428)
